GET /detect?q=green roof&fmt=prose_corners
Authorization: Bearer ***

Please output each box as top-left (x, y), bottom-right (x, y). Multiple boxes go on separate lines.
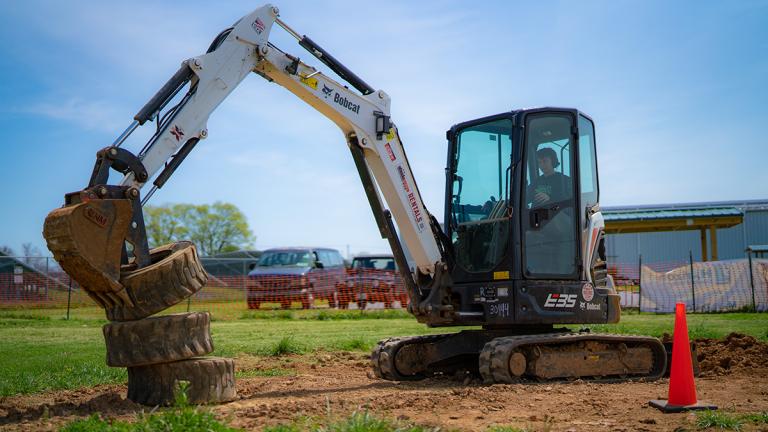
top-left (603, 207), bottom-right (742, 222)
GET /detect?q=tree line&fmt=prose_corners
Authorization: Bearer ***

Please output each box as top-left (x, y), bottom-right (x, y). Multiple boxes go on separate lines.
top-left (144, 202), bottom-right (254, 256)
top-left (2, 202), bottom-right (254, 261)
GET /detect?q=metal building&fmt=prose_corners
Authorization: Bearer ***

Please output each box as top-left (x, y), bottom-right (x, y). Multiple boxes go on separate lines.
top-left (602, 199), bottom-right (768, 265)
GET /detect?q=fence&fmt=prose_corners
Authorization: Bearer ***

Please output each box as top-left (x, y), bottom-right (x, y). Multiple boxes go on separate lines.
top-left (1, 255), bottom-right (766, 319)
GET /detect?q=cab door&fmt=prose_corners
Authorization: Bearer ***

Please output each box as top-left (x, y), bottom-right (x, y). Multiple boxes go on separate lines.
top-left (521, 113), bottom-right (579, 279)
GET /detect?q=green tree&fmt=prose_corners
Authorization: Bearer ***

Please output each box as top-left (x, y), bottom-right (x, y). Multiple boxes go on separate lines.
top-left (143, 202), bottom-right (254, 256)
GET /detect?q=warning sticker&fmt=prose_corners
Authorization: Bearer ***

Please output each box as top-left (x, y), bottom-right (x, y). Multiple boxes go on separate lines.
top-left (300, 75), bottom-right (318, 90)
top-left (582, 283), bottom-right (595, 302)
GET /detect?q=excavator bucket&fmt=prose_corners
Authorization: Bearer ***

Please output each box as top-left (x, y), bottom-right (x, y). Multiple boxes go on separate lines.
top-left (43, 199), bottom-right (135, 308)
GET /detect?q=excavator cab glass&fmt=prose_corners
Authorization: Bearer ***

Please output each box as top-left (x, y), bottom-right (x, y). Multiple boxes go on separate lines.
top-left (449, 118), bottom-right (513, 273)
top-left (521, 113), bottom-right (579, 278)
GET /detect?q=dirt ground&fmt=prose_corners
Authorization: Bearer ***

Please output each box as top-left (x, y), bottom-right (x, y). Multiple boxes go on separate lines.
top-left (1, 333), bottom-right (767, 432)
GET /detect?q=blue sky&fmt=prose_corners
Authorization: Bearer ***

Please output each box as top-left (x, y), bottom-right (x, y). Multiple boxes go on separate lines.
top-left (0, 0), bottom-right (766, 257)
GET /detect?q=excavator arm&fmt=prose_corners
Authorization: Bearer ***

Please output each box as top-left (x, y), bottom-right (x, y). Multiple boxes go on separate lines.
top-left (44, 4), bottom-right (454, 322)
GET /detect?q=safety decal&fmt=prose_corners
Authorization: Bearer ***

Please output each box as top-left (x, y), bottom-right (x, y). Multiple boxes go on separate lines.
top-left (396, 165), bottom-right (425, 231)
top-left (299, 75), bottom-right (318, 90)
top-left (544, 293), bottom-right (577, 308)
top-left (252, 18), bottom-right (265, 34)
top-left (384, 143), bottom-right (396, 161)
top-left (582, 283), bottom-right (594, 302)
top-left (493, 271), bottom-right (510, 280)
top-left (170, 125), bottom-right (184, 142)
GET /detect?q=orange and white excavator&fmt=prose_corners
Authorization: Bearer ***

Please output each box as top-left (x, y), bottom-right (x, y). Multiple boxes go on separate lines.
top-left (44, 4), bottom-right (667, 382)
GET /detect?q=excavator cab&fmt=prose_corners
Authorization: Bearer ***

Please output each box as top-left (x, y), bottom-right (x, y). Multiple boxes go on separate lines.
top-left (444, 108), bottom-right (618, 327)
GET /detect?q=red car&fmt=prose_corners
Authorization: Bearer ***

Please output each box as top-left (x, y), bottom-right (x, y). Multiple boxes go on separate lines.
top-left (246, 248), bottom-right (345, 309)
top-left (336, 254), bottom-right (409, 309)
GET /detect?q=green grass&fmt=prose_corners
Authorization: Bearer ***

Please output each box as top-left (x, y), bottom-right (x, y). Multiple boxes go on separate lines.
top-left (696, 410), bottom-right (743, 430)
top-left (0, 310), bottom-right (766, 397)
top-left (235, 367), bottom-right (294, 378)
top-left (61, 383), bottom-right (239, 432)
top-left (262, 336), bottom-right (306, 356)
top-left (695, 410), bottom-right (768, 430)
top-left (262, 411), bottom-right (438, 432)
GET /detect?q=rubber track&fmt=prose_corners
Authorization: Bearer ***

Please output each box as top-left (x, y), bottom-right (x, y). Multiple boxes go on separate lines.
top-left (479, 332), bottom-right (667, 384)
top-left (127, 357), bottom-right (236, 406)
top-left (103, 312), bottom-right (213, 367)
top-left (107, 242), bottom-right (207, 321)
top-left (370, 334), bottom-right (452, 381)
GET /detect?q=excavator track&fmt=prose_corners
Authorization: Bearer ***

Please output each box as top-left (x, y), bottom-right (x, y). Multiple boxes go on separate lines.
top-left (479, 332), bottom-right (667, 383)
top-left (371, 334), bottom-right (458, 381)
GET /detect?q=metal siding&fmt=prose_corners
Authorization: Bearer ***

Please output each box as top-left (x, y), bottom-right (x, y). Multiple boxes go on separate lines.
top-left (637, 230), bottom-right (700, 263)
top-left (745, 210), bottom-right (768, 246)
top-left (715, 224), bottom-right (746, 259)
top-left (604, 208), bottom-right (768, 264)
top-left (605, 232), bottom-right (638, 263)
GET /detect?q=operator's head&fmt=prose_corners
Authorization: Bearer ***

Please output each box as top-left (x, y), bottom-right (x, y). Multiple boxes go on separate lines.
top-left (536, 147), bottom-right (559, 176)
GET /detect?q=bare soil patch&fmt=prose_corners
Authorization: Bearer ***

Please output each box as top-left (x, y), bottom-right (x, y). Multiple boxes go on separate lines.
top-left (2, 335), bottom-right (767, 431)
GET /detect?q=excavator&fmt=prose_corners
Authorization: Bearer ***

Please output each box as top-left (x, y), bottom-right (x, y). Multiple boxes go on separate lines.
top-left (43, 4), bottom-right (667, 382)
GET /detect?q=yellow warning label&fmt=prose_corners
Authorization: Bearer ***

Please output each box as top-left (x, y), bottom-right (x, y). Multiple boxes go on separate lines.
top-left (386, 128), bottom-right (395, 140)
top-left (299, 75), bottom-right (318, 90)
top-left (493, 271), bottom-right (510, 280)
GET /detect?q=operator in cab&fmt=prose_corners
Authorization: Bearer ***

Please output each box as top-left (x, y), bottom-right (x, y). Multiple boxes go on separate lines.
top-left (528, 147), bottom-right (572, 208)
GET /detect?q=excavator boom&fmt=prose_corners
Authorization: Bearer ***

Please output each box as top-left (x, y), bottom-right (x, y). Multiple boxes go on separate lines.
top-left (43, 4), bottom-right (446, 318)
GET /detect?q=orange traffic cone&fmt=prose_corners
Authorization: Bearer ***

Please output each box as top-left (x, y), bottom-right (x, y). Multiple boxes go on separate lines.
top-left (650, 303), bottom-right (717, 413)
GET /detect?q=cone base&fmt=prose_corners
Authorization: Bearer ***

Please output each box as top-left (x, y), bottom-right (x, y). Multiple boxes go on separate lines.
top-left (649, 399), bottom-right (718, 413)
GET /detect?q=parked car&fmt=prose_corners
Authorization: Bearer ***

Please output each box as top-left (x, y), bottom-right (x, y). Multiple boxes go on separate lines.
top-left (336, 254), bottom-right (408, 309)
top-left (246, 247), bottom-right (345, 309)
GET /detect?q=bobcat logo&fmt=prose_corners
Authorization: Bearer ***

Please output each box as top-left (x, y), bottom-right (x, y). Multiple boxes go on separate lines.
top-left (322, 85), bottom-right (333, 98)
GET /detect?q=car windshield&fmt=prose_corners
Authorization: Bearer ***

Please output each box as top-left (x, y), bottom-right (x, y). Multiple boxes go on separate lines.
top-left (353, 257), bottom-right (396, 270)
top-left (257, 251), bottom-right (312, 267)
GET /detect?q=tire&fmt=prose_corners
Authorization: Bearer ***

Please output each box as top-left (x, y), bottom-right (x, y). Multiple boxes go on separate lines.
top-left (127, 357), bottom-right (236, 406)
top-left (103, 312), bottom-right (213, 367)
top-left (106, 241), bottom-right (207, 322)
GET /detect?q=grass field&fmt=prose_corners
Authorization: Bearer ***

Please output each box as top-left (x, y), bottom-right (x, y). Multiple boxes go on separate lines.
top-left (1, 307), bottom-right (766, 397)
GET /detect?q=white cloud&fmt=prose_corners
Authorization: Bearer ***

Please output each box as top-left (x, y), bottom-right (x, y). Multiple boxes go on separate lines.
top-left (23, 98), bottom-right (126, 133)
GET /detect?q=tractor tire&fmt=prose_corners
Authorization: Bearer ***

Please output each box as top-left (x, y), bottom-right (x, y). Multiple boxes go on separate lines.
top-left (106, 241), bottom-right (207, 322)
top-left (127, 357), bottom-right (236, 406)
top-left (103, 312), bottom-right (213, 367)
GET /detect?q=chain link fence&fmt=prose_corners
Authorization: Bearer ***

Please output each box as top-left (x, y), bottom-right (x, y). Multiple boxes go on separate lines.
top-left (2, 255), bottom-right (766, 319)
top-left (610, 255), bottom-right (768, 313)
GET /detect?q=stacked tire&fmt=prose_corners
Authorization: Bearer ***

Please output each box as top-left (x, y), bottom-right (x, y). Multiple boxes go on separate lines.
top-left (101, 242), bottom-right (236, 406)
